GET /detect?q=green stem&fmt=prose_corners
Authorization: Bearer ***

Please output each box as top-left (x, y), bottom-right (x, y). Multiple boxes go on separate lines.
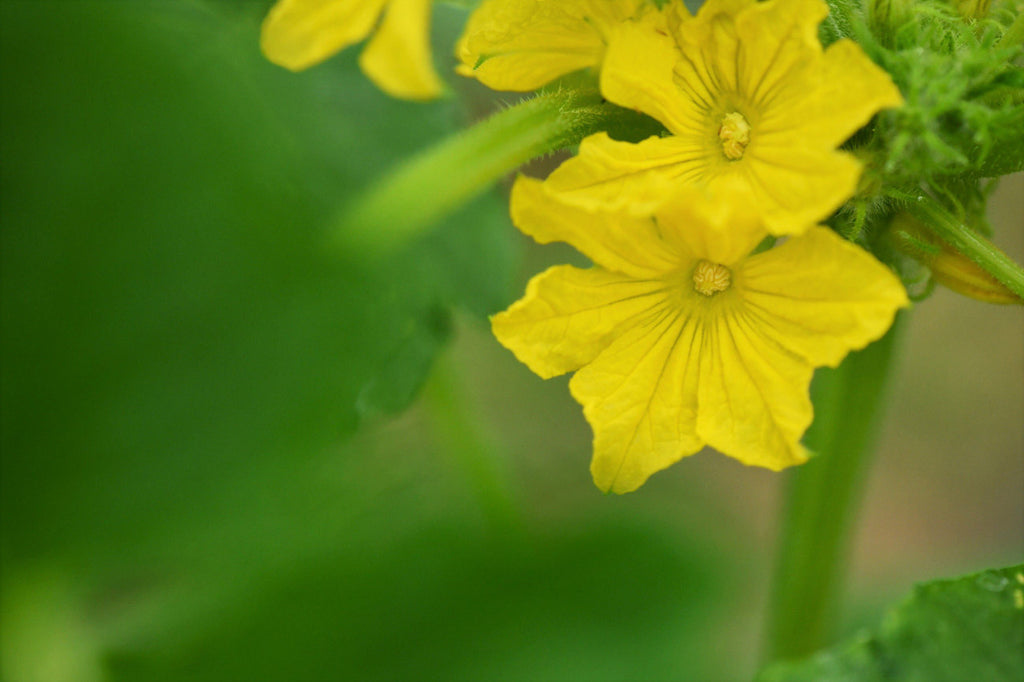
top-left (332, 89), bottom-right (654, 257)
top-left (423, 350), bottom-right (520, 532)
top-left (762, 317), bottom-right (905, 665)
top-left (905, 198), bottom-right (1024, 300)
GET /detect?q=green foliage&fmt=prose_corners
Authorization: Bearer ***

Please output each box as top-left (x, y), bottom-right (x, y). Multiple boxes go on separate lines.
top-left (0, 4), bottom-right (735, 680)
top-left (824, 0), bottom-right (1024, 297)
top-left (840, 0), bottom-right (1024, 185)
top-left (0, 0), bottom-right (512, 600)
top-left (759, 563), bottom-right (1024, 681)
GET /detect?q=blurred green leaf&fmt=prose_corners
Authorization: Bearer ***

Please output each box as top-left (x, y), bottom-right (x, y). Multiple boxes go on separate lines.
top-left (0, 0), bottom-right (512, 564)
top-left (101, 515), bottom-right (726, 682)
top-left (0, 4), bottom-right (733, 681)
top-left (758, 563), bottom-right (1024, 682)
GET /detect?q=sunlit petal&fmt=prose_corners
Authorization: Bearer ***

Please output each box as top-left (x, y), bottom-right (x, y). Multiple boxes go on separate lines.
top-left (600, 17), bottom-right (698, 136)
top-left (492, 265), bottom-right (668, 379)
top-left (569, 304), bottom-right (705, 493)
top-left (793, 39), bottom-right (904, 149)
top-left (456, 0), bottom-right (647, 91)
top-left (738, 226), bottom-right (909, 367)
top-left (360, 0), bottom-right (443, 100)
top-left (261, 0), bottom-right (386, 71)
top-left (511, 177), bottom-right (680, 278)
top-left (731, 0), bottom-right (826, 109)
top-left (697, 309), bottom-right (811, 470)
top-left (740, 144), bottom-right (863, 233)
top-left (544, 133), bottom-right (710, 215)
top-left (654, 182), bottom-right (767, 264)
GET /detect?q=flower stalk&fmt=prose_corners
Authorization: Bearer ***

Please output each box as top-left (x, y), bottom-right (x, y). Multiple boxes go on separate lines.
top-left (905, 197), bottom-right (1024, 301)
top-left (332, 89), bottom-right (654, 257)
top-left (763, 317), bottom-right (905, 664)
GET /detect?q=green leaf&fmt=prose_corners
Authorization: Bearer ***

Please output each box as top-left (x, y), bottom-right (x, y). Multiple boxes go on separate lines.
top-left (355, 305), bottom-right (453, 419)
top-left (0, 0), bottom-right (514, 565)
top-left (93, 516), bottom-right (728, 682)
top-left (758, 564), bottom-right (1024, 682)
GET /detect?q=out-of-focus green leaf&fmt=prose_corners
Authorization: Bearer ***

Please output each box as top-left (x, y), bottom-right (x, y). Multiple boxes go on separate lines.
top-left (99, 513), bottom-right (727, 682)
top-left (758, 563), bottom-right (1024, 682)
top-left (0, 3), bottom-right (735, 681)
top-left (0, 0), bottom-right (512, 565)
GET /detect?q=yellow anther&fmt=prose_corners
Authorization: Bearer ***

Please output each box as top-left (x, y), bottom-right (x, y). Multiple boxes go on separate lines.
top-left (718, 112), bottom-right (751, 160)
top-left (693, 260), bottom-right (732, 296)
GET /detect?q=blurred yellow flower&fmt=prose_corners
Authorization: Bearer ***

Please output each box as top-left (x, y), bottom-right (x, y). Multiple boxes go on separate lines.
top-left (456, 0), bottom-right (675, 92)
top-left (544, 0), bottom-right (903, 233)
top-left (493, 177), bottom-right (908, 493)
top-left (261, 0), bottom-right (442, 100)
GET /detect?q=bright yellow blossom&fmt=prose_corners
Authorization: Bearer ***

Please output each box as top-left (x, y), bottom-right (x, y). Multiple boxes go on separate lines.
top-left (543, 0), bottom-right (903, 233)
top-left (492, 177), bottom-right (908, 493)
top-left (261, 0), bottom-right (442, 100)
top-left (456, 0), bottom-right (675, 92)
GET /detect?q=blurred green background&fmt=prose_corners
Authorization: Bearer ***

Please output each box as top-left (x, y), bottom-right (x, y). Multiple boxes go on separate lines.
top-left (1, 2), bottom-right (1021, 680)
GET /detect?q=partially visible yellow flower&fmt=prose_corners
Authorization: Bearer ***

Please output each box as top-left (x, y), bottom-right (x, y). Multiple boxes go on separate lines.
top-left (455, 0), bottom-right (675, 92)
top-left (543, 0), bottom-right (903, 233)
top-left (261, 0), bottom-right (443, 100)
top-left (492, 177), bottom-right (908, 493)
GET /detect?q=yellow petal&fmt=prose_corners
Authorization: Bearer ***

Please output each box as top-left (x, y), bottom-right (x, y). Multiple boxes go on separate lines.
top-left (730, 0), bottom-right (827, 109)
top-left (672, 0), bottom-right (744, 99)
top-left (456, 0), bottom-right (646, 92)
top-left (795, 39), bottom-right (903, 149)
top-left (696, 309), bottom-right (811, 470)
top-left (654, 182), bottom-right (768, 265)
top-left (261, 0), bottom-right (386, 71)
top-left (664, 0), bottom-right (692, 36)
top-left (687, 0), bottom-right (755, 25)
top-left (544, 132), bottom-right (709, 215)
top-left (569, 303), bottom-right (705, 493)
top-left (492, 265), bottom-right (668, 379)
top-left (928, 251), bottom-right (1023, 305)
top-left (510, 176), bottom-right (680, 278)
top-left (360, 0), bottom-right (443, 100)
top-left (600, 16), bottom-right (697, 136)
top-left (740, 144), bottom-right (863, 233)
top-left (737, 225), bottom-right (909, 367)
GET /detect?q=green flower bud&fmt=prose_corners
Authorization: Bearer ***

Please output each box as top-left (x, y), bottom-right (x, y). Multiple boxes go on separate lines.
top-left (889, 213), bottom-right (1023, 305)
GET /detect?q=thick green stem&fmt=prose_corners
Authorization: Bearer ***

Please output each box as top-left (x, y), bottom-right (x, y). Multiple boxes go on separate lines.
top-left (906, 198), bottom-right (1024, 300)
top-left (332, 89), bottom-right (652, 257)
top-left (763, 317), bottom-right (905, 665)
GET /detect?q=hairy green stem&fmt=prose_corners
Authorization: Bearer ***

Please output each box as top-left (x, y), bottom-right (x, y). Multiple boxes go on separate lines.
top-left (332, 89), bottom-right (651, 257)
top-left (906, 198), bottom-right (1024, 299)
top-left (763, 318), bottom-right (905, 665)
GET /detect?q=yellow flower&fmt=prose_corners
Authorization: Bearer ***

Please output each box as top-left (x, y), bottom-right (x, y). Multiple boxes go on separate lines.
top-left (543, 0), bottom-right (903, 233)
top-left (455, 0), bottom-right (674, 92)
top-left (492, 177), bottom-right (908, 493)
top-left (261, 0), bottom-right (443, 100)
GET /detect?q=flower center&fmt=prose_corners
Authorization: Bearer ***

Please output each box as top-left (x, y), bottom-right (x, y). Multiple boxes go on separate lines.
top-left (718, 112), bottom-right (751, 160)
top-left (692, 260), bottom-right (732, 296)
